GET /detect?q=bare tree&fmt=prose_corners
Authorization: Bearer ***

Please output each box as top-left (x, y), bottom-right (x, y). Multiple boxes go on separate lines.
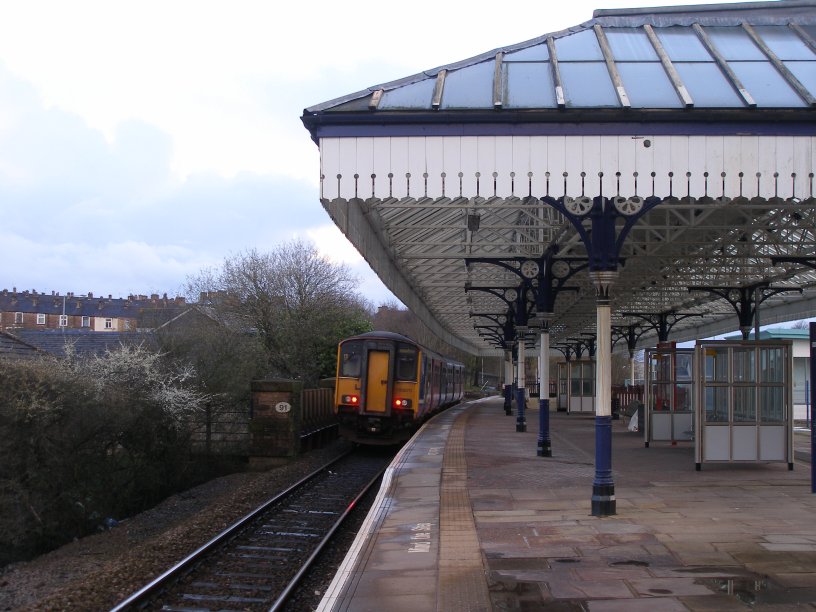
top-left (187, 239), bottom-right (373, 385)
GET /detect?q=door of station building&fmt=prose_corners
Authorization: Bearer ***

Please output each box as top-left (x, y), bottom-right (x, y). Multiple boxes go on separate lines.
top-left (645, 348), bottom-right (694, 446)
top-left (569, 360), bottom-right (595, 414)
top-left (557, 362), bottom-right (568, 411)
top-left (695, 340), bottom-right (793, 470)
top-left (365, 350), bottom-right (390, 414)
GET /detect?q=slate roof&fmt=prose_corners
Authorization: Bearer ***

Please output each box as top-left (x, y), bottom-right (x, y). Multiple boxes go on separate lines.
top-left (0, 331), bottom-right (40, 360)
top-left (0, 290), bottom-right (188, 322)
top-left (12, 330), bottom-right (158, 357)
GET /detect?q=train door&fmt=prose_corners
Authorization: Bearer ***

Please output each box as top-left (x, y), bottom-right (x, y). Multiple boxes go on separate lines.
top-left (366, 350), bottom-right (390, 413)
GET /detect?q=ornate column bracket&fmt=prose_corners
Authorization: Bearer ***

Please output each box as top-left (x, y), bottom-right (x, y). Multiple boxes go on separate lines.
top-left (553, 344), bottom-right (575, 362)
top-left (689, 283), bottom-right (803, 339)
top-left (545, 195), bottom-right (662, 272)
top-left (465, 251), bottom-right (586, 328)
top-left (621, 311), bottom-right (704, 344)
top-left (612, 323), bottom-right (647, 354)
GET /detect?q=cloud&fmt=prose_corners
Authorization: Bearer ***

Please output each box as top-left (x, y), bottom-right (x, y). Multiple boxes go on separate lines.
top-left (0, 63), bottom-right (396, 304)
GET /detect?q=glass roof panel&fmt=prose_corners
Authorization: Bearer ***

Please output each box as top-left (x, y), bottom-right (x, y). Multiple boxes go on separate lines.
top-left (784, 60), bottom-right (816, 98)
top-left (554, 29), bottom-right (604, 61)
top-left (802, 25), bottom-right (816, 42)
top-left (617, 63), bottom-right (682, 108)
top-left (504, 62), bottom-right (557, 108)
top-left (439, 62), bottom-right (494, 109)
top-left (674, 62), bottom-right (743, 107)
top-left (504, 44), bottom-right (549, 62)
top-left (754, 26), bottom-right (816, 60)
top-left (656, 27), bottom-right (711, 61)
top-left (730, 61), bottom-right (806, 106)
top-left (379, 78), bottom-right (435, 109)
top-left (606, 28), bottom-right (659, 61)
top-left (705, 27), bottom-right (765, 60)
top-left (560, 62), bottom-right (618, 107)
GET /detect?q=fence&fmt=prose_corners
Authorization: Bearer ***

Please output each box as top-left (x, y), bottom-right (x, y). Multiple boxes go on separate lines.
top-left (300, 386), bottom-right (338, 450)
top-left (612, 384), bottom-right (644, 413)
top-left (186, 382), bottom-right (338, 458)
top-left (188, 405), bottom-right (250, 456)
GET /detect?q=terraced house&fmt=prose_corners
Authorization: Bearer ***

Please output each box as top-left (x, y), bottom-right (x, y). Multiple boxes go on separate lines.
top-left (0, 289), bottom-right (187, 333)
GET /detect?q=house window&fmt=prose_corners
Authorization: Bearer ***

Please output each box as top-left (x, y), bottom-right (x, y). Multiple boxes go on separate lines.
top-left (14, 312), bottom-right (23, 324)
top-left (123, 320), bottom-right (131, 331)
top-left (105, 318), bottom-right (113, 329)
top-left (59, 315), bottom-right (68, 327)
top-left (37, 313), bottom-right (46, 325)
top-left (81, 316), bottom-right (91, 328)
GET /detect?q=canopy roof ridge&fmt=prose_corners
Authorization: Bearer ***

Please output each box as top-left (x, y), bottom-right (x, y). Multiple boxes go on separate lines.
top-left (594, 0), bottom-right (816, 26)
top-left (302, 21), bottom-right (592, 116)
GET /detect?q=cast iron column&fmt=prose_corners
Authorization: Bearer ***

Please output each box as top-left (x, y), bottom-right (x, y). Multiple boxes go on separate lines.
top-left (503, 349), bottom-right (513, 415)
top-left (591, 271), bottom-right (617, 516)
top-left (516, 330), bottom-right (527, 432)
top-left (538, 323), bottom-right (552, 456)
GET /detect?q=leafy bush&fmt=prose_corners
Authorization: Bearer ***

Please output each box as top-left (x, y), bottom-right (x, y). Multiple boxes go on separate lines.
top-left (0, 344), bottom-right (210, 565)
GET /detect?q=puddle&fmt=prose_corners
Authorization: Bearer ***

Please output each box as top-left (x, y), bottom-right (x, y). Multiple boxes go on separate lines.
top-left (696, 577), bottom-right (816, 606)
top-left (554, 558), bottom-right (581, 563)
top-left (609, 560), bottom-right (650, 567)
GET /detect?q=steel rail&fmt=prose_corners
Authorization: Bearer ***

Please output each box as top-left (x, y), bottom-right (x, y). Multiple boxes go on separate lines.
top-left (268, 462), bottom-right (387, 612)
top-left (110, 449), bottom-right (354, 611)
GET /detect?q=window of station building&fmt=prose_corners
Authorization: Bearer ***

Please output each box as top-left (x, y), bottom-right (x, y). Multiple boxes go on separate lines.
top-left (36, 313), bottom-right (46, 325)
top-left (14, 312), bottom-right (23, 324)
top-left (104, 318), bottom-right (113, 329)
top-left (81, 316), bottom-right (91, 327)
top-left (124, 320), bottom-right (131, 331)
top-left (339, 341), bottom-right (363, 378)
top-left (59, 315), bottom-right (68, 327)
top-left (396, 343), bottom-right (418, 381)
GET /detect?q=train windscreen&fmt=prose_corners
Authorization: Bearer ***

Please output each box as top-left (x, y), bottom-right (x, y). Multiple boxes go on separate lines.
top-left (339, 341), bottom-right (363, 377)
top-left (396, 343), bottom-right (419, 381)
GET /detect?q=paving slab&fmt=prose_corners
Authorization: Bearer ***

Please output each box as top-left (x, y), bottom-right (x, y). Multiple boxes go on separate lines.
top-left (318, 397), bottom-right (816, 610)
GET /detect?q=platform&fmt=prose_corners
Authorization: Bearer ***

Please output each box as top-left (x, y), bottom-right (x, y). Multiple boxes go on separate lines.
top-left (318, 397), bottom-right (816, 611)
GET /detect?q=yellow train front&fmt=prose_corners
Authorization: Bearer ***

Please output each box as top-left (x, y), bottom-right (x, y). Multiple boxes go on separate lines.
top-left (334, 331), bottom-right (464, 445)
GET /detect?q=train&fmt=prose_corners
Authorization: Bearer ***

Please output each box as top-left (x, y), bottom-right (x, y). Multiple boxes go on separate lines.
top-left (334, 331), bottom-right (465, 445)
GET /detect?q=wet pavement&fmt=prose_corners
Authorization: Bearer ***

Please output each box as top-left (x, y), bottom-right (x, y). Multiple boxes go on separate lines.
top-left (319, 397), bottom-right (816, 611)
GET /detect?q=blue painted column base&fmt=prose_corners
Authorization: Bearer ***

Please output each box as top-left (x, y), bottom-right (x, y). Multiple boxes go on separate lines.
top-left (503, 384), bottom-right (513, 415)
top-left (537, 398), bottom-right (552, 457)
top-left (515, 388), bottom-right (526, 432)
top-left (591, 415), bottom-right (616, 516)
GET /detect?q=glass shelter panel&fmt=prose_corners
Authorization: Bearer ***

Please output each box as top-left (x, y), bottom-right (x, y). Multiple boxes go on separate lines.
top-left (645, 348), bottom-right (695, 443)
top-left (704, 386), bottom-right (729, 423)
top-left (696, 341), bottom-right (792, 467)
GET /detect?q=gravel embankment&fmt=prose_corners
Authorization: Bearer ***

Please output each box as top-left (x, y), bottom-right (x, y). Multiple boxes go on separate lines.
top-left (0, 440), bottom-right (353, 611)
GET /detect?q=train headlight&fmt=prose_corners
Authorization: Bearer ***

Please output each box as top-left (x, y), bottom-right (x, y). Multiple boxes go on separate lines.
top-left (342, 394), bottom-right (360, 405)
top-left (393, 398), bottom-right (412, 409)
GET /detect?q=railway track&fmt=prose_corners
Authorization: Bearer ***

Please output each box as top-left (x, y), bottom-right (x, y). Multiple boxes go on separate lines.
top-left (111, 448), bottom-right (393, 611)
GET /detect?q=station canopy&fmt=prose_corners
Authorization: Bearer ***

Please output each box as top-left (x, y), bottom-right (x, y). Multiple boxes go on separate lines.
top-left (302, 0), bottom-right (816, 356)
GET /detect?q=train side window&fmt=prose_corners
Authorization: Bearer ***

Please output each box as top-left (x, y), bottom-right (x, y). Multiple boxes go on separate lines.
top-left (340, 341), bottom-right (363, 377)
top-left (396, 343), bottom-right (419, 381)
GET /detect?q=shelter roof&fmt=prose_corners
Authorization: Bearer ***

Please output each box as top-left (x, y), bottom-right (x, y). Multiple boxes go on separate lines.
top-left (303, 0), bottom-right (816, 139)
top-left (302, 1), bottom-right (816, 355)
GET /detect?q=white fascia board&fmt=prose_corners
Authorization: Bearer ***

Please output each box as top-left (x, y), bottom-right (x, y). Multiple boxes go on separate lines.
top-left (320, 135), bottom-right (815, 201)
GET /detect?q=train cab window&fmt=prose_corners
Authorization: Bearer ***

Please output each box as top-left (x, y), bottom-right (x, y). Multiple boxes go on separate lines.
top-left (396, 344), bottom-right (419, 381)
top-left (339, 341), bottom-right (363, 377)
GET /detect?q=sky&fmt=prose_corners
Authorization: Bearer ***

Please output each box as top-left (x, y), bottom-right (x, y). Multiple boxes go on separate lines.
top-left (0, 0), bottom-right (751, 307)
